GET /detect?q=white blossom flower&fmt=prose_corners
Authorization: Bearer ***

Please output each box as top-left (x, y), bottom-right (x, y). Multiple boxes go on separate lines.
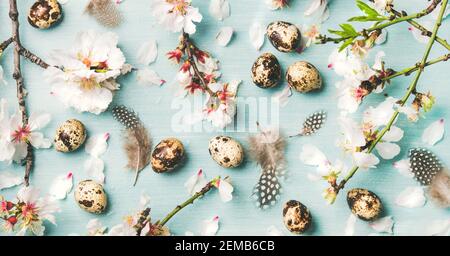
top-left (151, 0), bottom-right (203, 35)
top-left (16, 186), bottom-right (60, 236)
top-left (300, 144), bottom-right (347, 180)
top-left (265, 0), bottom-right (289, 10)
top-left (204, 80), bottom-right (240, 129)
top-left (398, 105), bottom-right (419, 122)
top-left (370, 0), bottom-right (392, 13)
top-left (200, 216), bottom-right (219, 236)
top-left (422, 118), bottom-right (445, 146)
top-left (337, 116), bottom-right (366, 153)
top-left (375, 126), bottom-right (404, 160)
top-left (352, 152), bottom-right (380, 169)
top-left (44, 31), bottom-right (127, 114)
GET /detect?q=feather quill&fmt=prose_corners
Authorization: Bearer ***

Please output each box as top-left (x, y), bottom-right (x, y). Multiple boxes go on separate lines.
top-left (248, 123), bottom-right (286, 209)
top-left (85, 0), bottom-right (122, 28)
top-left (112, 105), bottom-right (152, 186)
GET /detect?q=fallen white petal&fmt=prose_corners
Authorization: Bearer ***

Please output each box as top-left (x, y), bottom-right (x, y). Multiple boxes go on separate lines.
top-left (395, 186), bottom-right (426, 208)
top-left (376, 142), bottom-right (401, 160)
top-left (304, 0), bottom-right (323, 16)
top-left (344, 214), bottom-right (357, 236)
top-left (0, 172), bottom-right (23, 190)
top-left (86, 219), bottom-right (106, 236)
top-left (249, 22), bottom-right (265, 51)
top-left (393, 159), bottom-right (413, 178)
top-left (300, 144), bottom-right (328, 166)
top-left (218, 179), bottom-right (234, 203)
top-left (84, 157), bottom-right (105, 184)
top-left (266, 225), bottom-right (284, 236)
top-left (200, 216), bottom-right (220, 236)
top-left (85, 133), bottom-right (109, 158)
top-left (422, 118), bottom-right (445, 146)
top-left (184, 169), bottom-right (209, 196)
top-left (49, 172), bottom-right (73, 200)
top-left (383, 126), bottom-right (404, 142)
top-left (137, 40), bottom-right (158, 65)
top-left (137, 68), bottom-right (165, 86)
top-left (216, 27), bottom-right (233, 47)
top-left (369, 216), bottom-right (394, 234)
top-left (209, 0), bottom-right (230, 21)
top-left (273, 86), bottom-right (292, 108)
top-left (426, 219), bottom-right (450, 236)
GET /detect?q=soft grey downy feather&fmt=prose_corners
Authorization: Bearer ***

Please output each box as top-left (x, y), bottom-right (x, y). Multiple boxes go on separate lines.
top-left (248, 125), bottom-right (286, 209)
top-left (112, 105), bottom-right (152, 186)
top-left (428, 171), bottom-right (450, 208)
top-left (85, 0), bottom-right (122, 28)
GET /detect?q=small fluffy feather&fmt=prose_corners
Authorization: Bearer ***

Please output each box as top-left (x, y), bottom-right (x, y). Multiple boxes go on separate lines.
top-left (85, 0), bottom-right (122, 28)
top-left (248, 125), bottom-right (286, 209)
top-left (428, 171), bottom-right (450, 208)
top-left (112, 105), bottom-right (152, 185)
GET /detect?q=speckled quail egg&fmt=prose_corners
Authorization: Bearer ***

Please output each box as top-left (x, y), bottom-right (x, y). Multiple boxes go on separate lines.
top-left (28, 0), bottom-right (62, 29)
top-left (282, 200), bottom-right (312, 234)
top-left (151, 138), bottom-right (185, 173)
top-left (251, 53), bottom-right (282, 89)
top-left (347, 188), bottom-right (383, 221)
top-left (267, 21), bottom-right (302, 53)
top-left (54, 119), bottom-right (87, 153)
top-left (74, 180), bottom-right (107, 214)
top-left (286, 61), bottom-right (322, 93)
top-left (208, 136), bottom-right (244, 168)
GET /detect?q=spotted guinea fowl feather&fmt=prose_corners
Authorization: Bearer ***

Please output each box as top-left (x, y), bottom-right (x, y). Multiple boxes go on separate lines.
top-left (85, 0), bottom-right (122, 28)
top-left (409, 148), bottom-right (443, 186)
top-left (112, 105), bottom-right (152, 186)
top-left (290, 110), bottom-right (327, 138)
top-left (248, 124), bottom-right (286, 209)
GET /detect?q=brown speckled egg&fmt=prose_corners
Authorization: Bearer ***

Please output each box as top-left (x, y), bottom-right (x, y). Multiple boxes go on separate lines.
top-left (251, 53), bottom-right (282, 89)
top-left (208, 136), bottom-right (244, 168)
top-left (54, 119), bottom-right (87, 152)
top-left (74, 180), bottom-right (107, 214)
top-left (347, 188), bottom-right (383, 221)
top-left (267, 21), bottom-right (301, 53)
top-left (286, 61), bottom-right (322, 93)
top-left (151, 138), bottom-right (185, 173)
top-left (28, 0), bottom-right (62, 29)
top-left (282, 200), bottom-right (312, 234)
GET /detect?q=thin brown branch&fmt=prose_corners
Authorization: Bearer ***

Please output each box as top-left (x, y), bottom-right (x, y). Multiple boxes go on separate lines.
top-left (19, 47), bottom-right (49, 69)
top-left (9, 0), bottom-right (33, 186)
top-left (0, 37), bottom-right (13, 53)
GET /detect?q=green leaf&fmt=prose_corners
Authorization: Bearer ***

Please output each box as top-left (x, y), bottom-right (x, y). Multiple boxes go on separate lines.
top-left (356, 0), bottom-right (380, 17)
top-left (339, 38), bottom-right (354, 52)
top-left (339, 24), bottom-right (359, 37)
top-left (328, 29), bottom-right (348, 37)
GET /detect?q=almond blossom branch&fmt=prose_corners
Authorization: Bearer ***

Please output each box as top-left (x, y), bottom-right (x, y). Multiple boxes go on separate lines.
top-left (384, 53), bottom-right (450, 81)
top-left (0, 37), bottom-right (13, 53)
top-left (157, 179), bottom-right (215, 227)
top-left (9, 0), bottom-right (34, 187)
top-left (19, 47), bottom-right (50, 69)
top-left (181, 32), bottom-right (215, 96)
top-left (389, 7), bottom-right (450, 51)
top-left (331, 0), bottom-right (448, 200)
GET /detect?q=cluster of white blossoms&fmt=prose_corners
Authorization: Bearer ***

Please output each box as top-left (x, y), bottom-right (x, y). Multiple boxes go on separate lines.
top-left (151, 0), bottom-right (203, 35)
top-left (44, 30), bottom-right (128, 115)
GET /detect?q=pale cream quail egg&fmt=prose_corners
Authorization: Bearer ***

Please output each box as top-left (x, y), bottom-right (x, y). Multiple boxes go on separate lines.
top-left (151, 138), bottom-right (185, 173)
top-left (208, 136), bottom-right (244, 168)
top-left (282, 200), bottom-right (312, 234)
top-left (74, 180), bottom-right (107, 214)
top-left (251, 53), bottom-right (282, 89)
top-left (28, 0), bottom-right (62, 29)
top-left (267, 21), bottom-right (301, 53)
top-left (347, 188), bottom-right (383, 221)
top-left (54, 119), bottom-right (87, 153)
top-left (286, 61), bottom-right (322, 93)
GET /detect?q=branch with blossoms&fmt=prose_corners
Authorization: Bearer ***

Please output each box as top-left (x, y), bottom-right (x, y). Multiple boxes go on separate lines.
top-left (305, 0), bottom-right (450, 203)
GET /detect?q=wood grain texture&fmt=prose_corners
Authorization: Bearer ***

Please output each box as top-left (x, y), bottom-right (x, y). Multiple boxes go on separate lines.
top-left (0, 0), bottom-right (449, 236)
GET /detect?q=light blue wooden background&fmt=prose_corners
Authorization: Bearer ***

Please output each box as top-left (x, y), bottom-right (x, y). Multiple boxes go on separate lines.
top-left (0, 0), bottom-right (449, 236)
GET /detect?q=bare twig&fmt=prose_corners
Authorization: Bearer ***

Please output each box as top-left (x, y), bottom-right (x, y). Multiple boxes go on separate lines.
top-left (0, 37), bottom-right (13, 53)
top-left (19, 47), bottom-right (49, 69)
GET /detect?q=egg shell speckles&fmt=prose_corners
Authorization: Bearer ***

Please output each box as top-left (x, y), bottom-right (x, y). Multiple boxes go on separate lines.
top-left (74, 180), bottom-right (107, 214)
top-left (282, 200), bottom-right (312, 234)
top-left (54, 119), bottom-right (87, 153)
top-left (208, 136), bottom-right (244, 168)
top-left (251, 53), bottom-right (282, 89)
top-left (267, 21), bottom-right (301, 53)
top-left (286, 61), bottom-right (322, 93)
top-left (28, 0), bottom-right (63, 29)
top-left (347, 188), bottom-right (383, 221)
top-left (151, 138), bottom-right (185, 173)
